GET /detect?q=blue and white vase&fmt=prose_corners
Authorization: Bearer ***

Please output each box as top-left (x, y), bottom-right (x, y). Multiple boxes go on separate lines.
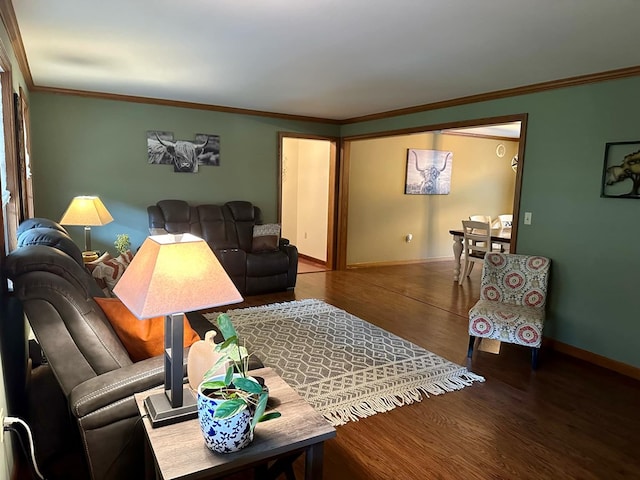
top-left (197, 375), bottom-right (254, 453)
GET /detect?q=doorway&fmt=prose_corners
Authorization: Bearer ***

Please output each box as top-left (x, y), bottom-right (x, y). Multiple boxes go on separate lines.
top-left (336, 114), bottom-right (526, 270)
top-left (279, 133), bottom-right (338, 272)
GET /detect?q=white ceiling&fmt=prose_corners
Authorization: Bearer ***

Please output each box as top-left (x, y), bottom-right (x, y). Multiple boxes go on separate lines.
top-left (11, 0), bottom-right (640, 121)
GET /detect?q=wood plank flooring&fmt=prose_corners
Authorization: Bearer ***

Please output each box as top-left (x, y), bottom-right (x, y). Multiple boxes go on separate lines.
top-left (222, 261), bottom-right (640, 480)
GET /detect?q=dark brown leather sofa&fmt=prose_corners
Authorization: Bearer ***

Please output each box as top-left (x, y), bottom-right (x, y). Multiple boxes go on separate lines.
top-left (147, 199), bottom-right (298, 295)
top-left (4, 219), bottom-right (241, 480)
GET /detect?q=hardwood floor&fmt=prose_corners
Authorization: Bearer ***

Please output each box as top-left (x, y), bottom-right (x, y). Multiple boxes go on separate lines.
top-left (223, 261), bottom-right (640, 480)
top-left (297, 257), bottom-right (329, 274)
top-left (25, 261), bottom-right (636, 479)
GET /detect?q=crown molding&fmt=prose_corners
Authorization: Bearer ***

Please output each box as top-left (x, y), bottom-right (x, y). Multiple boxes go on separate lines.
top-left (0, 0), bottom-right (33, 87)
top-left (30, 85), bottom-right (342, 124)
top-left (341, 65), bottom-right (640, 124)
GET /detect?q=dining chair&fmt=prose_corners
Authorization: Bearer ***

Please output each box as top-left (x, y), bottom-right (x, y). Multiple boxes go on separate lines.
top-left (469, 215), bottom-right (502, 250)
top-left (469, 214), bottom-right (492, 224)
top-left (496, 214), bottom-right (513, 252)
top-left (497, 214), bottom-right (513, 229)
top-left (459, 220), bottom-right (493, 285)
top-left (467, 252), bottom-right (551, 369)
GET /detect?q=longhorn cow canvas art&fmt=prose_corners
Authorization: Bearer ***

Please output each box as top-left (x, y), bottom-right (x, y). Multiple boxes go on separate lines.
top-left (405, 149), bottom-right (453, 195)
top-left (601, 141), bottom-right (640, 198)
top-left (147, 131), bottom-right (220, 173)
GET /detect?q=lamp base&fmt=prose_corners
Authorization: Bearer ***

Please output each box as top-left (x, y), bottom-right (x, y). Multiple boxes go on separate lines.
top-left (144, 387), bottom-right (198, 428)
top-left (82, 251), bottom-right (99, 263)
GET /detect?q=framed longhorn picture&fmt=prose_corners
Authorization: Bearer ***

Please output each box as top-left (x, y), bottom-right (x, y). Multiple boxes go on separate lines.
top-left (601, 140), bottom-right (640, 198)
top-left (404, 149), bottom-right (453, 195)
top-left (147, 131), bottom-right (220, 173)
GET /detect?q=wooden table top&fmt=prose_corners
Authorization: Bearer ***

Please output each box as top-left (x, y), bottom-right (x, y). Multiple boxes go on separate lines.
top-left (135, 367), bottom-right (336, 480)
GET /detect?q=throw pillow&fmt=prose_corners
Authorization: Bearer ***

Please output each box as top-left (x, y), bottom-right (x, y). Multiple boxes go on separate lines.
top-left (94, 297), bottom-right (200, 362)
top-left (86, 252), bottom-right (113, 273)
top-left (90, 250), bottom-right (135, 296)
top-left (252, 223), bottom-right (280, 252)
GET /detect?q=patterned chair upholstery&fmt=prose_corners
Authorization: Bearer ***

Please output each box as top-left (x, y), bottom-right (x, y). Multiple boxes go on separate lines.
top-left (467, 252), bottom-right (551, 368)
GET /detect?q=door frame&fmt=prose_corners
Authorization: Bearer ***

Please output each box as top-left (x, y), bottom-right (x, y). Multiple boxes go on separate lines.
top-left (278, 132), bottom-right (339, 270)
top-left (336, 113), bottom-right (528, 270)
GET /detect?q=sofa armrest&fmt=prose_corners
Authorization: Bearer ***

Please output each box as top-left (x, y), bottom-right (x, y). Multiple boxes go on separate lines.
top-left (69, 355), bottom-right (166, 420)
top-left (280, 243), bottom-right (298, 288)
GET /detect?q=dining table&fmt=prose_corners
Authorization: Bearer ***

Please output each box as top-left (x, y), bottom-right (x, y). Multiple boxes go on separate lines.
top-left (449, 227), bottom-right (511, 282)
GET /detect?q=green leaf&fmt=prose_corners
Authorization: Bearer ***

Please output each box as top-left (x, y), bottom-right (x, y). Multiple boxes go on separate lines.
top-left (250, 393), bottom-right (269, 431)
top-left (227, 345), bottom-right (249, 363)
top-left (224, 366), bottom-right (234, 386)
top-left (203, 354), bottom-right (230, 379)
top-left (233, 377), bottom-right (263, 394)
top-left (213, 399), bottom-right (247, 419)
top-left (258, 411), bottom-right (281, 423)
top-left (216, 313), bottom-right (238, 341)
top-left (201, 380), bottom-right (226, 390)
top-left (215, 336), bottom-right (238, 352)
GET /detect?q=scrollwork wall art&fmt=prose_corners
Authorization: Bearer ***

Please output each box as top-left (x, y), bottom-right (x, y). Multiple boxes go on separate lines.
top-left (404, 149), bottom-right (453, 195)
top-left (601, 141), bottom-right (640, 198)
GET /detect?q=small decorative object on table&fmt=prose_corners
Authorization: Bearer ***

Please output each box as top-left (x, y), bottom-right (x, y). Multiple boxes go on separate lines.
top-left (196, 313), bottom-right (280, 453)
top-left (114, 233), bottom-right (131, 255)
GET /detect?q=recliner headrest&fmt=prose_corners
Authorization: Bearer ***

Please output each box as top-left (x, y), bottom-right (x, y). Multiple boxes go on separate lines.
top-left (17, 228), bottom-right (83, 266)
top-left (17, 218), bottom-right (68, 238)
top-left (225, 201), bottom-right (256, 222)
top-left (5, 245), bottom-right (104, 298)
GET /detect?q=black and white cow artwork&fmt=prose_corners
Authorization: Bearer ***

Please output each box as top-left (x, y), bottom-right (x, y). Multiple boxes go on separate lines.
top-left (147, 131), bottom-right (220, 173)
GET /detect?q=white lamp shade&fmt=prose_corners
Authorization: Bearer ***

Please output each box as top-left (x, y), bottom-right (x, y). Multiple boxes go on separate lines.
top-left (113, 233), bottom-right (243, 318)
top-left (60, 196), bottom-right (114, 226)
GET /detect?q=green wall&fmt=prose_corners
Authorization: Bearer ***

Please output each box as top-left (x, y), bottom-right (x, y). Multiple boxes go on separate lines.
top-left (30, 93), bottom-right (339, 252)
top-left (343, 76), bottom-right (640, 368)
top-left (30, 75), bottom-right (640, 369)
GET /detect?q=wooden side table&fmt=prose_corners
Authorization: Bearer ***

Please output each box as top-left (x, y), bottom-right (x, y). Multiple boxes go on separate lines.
top-left (135, 367), bottom-right (336, 480)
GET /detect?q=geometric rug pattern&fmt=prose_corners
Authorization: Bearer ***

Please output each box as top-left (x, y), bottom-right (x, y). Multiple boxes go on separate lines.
top-left (206, 299), bottom-right (484, 426)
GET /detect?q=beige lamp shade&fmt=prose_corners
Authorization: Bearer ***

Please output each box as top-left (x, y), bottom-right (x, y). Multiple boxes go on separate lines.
top-left (59, 196), bottom-right (114, 226)
top-left (113, 233), bottom-right (243, 318)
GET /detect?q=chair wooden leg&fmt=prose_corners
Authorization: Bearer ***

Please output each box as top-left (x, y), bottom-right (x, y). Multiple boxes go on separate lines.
top-left (467, 336), bottom-right (476, 358)
top-left (532, 347), bottom-right (539, 370)
top-left (459, 260), bottom-right (467, 285)
top-left (460, 259), bottom-right (473, 284)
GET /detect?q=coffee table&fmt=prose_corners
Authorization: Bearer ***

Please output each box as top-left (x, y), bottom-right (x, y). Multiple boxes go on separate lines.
top-left (135, 367), bottom-right (336, 479)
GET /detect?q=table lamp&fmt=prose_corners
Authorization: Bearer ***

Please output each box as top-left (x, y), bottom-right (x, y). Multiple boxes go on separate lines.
top-left (59, 196), bottom-right (114, 253)
top-left (113, 233), bottom-right (243, 427)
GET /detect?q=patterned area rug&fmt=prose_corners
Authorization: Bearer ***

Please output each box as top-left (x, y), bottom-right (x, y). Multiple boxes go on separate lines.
top-left (205, 299), bottom-right (484, 426)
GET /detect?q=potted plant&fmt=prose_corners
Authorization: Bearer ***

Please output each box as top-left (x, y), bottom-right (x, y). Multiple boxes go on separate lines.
top-left (114, 233), bottom-right (131, 255)
top-left (196, 313), bottom-right (280, 453)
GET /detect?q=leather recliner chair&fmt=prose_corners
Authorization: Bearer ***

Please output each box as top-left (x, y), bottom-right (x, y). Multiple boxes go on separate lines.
top-left (147, 199), bottom-right (298, 295)
top-left (5, 222), bottom-right (168, 479)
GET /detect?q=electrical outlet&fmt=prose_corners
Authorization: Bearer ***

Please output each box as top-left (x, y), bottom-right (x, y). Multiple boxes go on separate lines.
top-left (524, 212), bottom-right (532, 225)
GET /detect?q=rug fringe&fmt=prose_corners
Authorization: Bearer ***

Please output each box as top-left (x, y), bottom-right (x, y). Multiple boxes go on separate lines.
top-left (322, 372), bottom-right (485, 426)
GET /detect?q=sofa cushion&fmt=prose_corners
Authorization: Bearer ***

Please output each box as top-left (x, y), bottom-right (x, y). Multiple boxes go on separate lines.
top-left (197, 205), bottom-right (237, 249)
top-left (94, 297), bottom-right (200, 362)
top-left (246, 250), bottom-right (290, 276)
top-left (252, 223), bottom-right (280, 252)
